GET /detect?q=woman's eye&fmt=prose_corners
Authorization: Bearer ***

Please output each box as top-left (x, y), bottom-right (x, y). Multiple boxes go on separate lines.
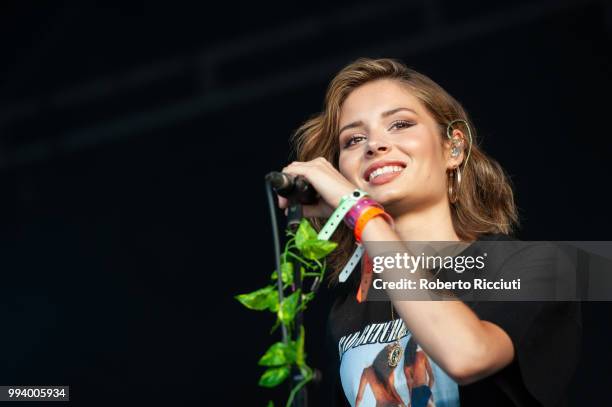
top-left (390, 120), bottom-right (414, 130)
top-left (344, 135), bottom-right (366, 148)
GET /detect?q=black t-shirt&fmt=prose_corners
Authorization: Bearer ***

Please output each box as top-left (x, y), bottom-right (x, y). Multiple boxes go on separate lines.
top-left (324, 234), bottom-right (582, 407)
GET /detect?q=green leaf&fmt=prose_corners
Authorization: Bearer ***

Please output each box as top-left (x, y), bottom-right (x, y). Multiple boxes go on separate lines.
top-left (259, 366), bottom-right (290, 388)
top-left (268, 290), bottom-right (280, 313)
top-left (300, 239), bottom-right (338, 260)
top-left (272, 262), bottom-right (294, 285)
top-left (301, 291), bottom-right (315, 307)
top-left (295, 219), bottom-right (318, 250)
top-left (278, 290), bottom-right (301, 325)
top-left (270, 261), bottom-right (295, 285)
top-left (259, 341), bottom-right (297, 366)
top-left (296, 325), bottom-right (306, 367)
top-left (280, 261), bottom-right (294, 285)
top-left (267, 401), bottom-right (274, 407)
top-left (235, 286), bottom-right (278, 311)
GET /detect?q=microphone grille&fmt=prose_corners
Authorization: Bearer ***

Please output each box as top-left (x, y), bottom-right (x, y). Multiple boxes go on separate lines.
top-left (265, 172), bottom-right (289, 189)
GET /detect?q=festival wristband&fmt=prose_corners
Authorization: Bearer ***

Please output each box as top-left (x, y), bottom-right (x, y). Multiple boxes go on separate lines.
top-left (339, 205), bottom-right (395, 282)
top-left (317, 189), bottom-right (368, 240)
top-left (339, 245), bottom-right (365, 283)
top-left (343, 197), bottom-right (383, 230)
top-left (354, 207), bottom-right (394, 243)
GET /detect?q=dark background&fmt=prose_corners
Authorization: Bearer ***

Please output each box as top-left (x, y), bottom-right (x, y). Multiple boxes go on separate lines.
top-left (0, 0), bottom-right (610, 405)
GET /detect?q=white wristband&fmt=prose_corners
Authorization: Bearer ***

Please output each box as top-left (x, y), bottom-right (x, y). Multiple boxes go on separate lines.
top-left (317, 189), bottom-right (368, 241)
top-left (338, 245), bottom-right (365, 283)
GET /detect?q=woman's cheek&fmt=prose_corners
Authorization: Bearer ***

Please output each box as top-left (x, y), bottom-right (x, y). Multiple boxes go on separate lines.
top-left (338, 157), bottom-right (357, 184)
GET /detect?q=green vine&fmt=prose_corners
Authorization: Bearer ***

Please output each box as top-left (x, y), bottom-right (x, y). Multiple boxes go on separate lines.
top-left (235, 219), bottom-right (337, 407)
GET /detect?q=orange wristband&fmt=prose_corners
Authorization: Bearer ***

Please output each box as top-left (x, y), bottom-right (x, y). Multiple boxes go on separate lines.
top-left (354, 207), bottom-right (393, 243)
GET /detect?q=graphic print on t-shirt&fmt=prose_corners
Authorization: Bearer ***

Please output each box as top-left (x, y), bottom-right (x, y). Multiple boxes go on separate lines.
top-left (338, 319), bottom-right (459, 407)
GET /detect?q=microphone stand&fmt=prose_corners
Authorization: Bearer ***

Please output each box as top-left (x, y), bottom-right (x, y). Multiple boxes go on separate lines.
top-left (286, 197), bottom-right (307, 407)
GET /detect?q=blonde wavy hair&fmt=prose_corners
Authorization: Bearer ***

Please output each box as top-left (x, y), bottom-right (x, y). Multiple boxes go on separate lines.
top-left (289, 58), bottom-right (518, 284)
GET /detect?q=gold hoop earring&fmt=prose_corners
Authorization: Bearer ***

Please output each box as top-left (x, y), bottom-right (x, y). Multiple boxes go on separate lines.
top-left (448, 166), bottom-right (462, 204)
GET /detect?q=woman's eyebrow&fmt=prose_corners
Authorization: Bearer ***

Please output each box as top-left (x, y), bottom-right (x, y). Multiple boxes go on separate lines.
top-left (382, 107), bottom-right (418, 117)
top-left (339, 107), bottom-right (418, 137)
top-left (338, 120), bottom-right (364, 137)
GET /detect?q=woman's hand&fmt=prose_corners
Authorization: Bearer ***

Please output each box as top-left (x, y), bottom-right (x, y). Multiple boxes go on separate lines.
top-left (277, 157), bottom-right (356, 218)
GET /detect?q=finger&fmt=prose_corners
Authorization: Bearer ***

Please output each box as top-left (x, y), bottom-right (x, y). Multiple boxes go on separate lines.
top-left (281, 163), bottom-right (309, 179)
top-left (278, 195), bottom-right (288, 209)
top-left (281, 163), bottom-right (302, 176)
top-left (283, 162), bottom-right (303, 171)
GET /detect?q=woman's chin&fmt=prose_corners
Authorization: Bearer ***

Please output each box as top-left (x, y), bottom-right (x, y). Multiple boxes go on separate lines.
top-left (367, 187), bottom-right (405, 204)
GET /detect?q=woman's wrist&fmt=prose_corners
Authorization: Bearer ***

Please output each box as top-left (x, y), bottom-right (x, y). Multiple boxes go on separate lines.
top-left (354, 208), bottom-right (394, 242)
top-left (317, 188), bottom-right (368, 241)
top-left (340, 193), bottom-right (394, 243)
top-left (343, 196), bottom-right (383, 229)
top-left (360, 215), bottom-right (395, 242)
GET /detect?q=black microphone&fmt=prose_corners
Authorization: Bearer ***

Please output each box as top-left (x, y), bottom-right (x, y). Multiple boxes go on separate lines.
top-left (266, 172), bottom-right (319, 205)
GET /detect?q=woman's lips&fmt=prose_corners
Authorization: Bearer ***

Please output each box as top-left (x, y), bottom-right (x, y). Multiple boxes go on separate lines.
top-left (369, 170), bottom-right (403, 185)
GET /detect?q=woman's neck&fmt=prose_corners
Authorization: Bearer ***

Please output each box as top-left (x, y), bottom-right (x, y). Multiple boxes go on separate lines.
top-left (390, 199), bottom-right (460, 242)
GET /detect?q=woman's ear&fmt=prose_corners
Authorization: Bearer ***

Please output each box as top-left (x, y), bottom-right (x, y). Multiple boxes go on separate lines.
top-left (445, 129), bottom-right (466, 169)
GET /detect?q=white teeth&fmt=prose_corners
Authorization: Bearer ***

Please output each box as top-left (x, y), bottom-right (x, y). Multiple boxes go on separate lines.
top-left (368, 165), bottom-right (404, 182)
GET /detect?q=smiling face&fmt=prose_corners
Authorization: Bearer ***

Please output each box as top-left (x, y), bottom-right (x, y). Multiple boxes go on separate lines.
top-left (337, 79), bottom-right (453, 214)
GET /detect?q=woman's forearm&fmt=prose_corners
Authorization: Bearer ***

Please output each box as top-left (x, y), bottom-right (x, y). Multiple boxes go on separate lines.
top-left (360, 217), bottom-right (514, 384)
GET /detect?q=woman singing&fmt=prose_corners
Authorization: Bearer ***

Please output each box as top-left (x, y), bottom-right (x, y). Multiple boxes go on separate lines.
top-left (277, 58), bottom-right (580, 406)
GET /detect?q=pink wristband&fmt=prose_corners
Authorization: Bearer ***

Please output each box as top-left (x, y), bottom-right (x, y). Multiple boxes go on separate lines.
top-left (343, 197), bottom-right (383, 230)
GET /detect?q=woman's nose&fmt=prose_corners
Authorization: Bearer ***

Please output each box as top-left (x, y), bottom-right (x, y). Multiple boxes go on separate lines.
top-left (366, 137), bottom-right (391, 157)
